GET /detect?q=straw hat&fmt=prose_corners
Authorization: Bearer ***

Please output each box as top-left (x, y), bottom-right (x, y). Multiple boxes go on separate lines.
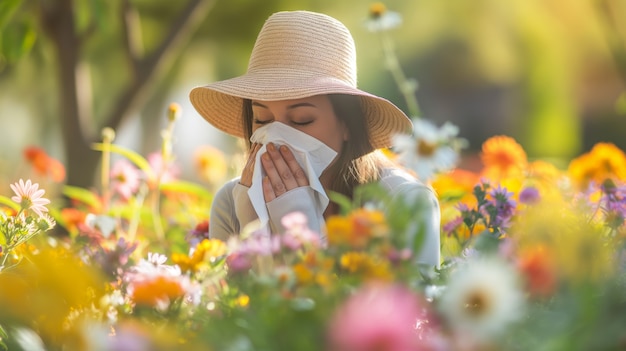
top-left (189, 10), bottom-right (412, 149)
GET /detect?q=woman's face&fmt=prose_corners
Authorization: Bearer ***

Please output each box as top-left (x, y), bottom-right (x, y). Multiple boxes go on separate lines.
top-left (250, 95), bottom-right (348, 152)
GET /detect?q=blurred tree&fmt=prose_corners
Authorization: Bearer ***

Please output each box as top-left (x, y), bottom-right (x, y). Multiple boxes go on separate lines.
top-left (0, 0), bottom-right (219, 188)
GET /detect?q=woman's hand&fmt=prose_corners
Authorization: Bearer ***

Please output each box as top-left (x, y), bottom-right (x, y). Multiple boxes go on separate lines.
top-left (239, 143), bottom-right (262, 187)
top-left (261, 142), bottom-right (309, 202)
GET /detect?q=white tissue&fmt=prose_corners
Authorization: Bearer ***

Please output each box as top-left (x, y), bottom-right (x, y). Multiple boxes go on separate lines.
top-left (247, 122), bottom-right (338, 232)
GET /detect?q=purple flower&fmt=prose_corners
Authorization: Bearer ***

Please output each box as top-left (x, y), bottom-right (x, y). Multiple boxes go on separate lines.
top-left (443, 216), bottom-right (463, 237)
top-left (519, 186), bottom-right (540, 204)
top-left (485, 185), bottom-right (517, 229)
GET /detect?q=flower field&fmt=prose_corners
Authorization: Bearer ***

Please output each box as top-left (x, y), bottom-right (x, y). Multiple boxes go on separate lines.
top-left (1, 102), bottom-right (625, 351)
top-left (2, 3), bottom-right (626, 350)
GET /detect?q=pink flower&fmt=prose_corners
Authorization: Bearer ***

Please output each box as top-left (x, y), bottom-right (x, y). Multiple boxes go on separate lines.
top-left (281, 212), bottom-right (321, 250)
top-left (327, 282), bottom-right (437, 351)
top-left (110, 160), bottom-right (142, 200)
top-left (10, 179), bottom-right (51, 217)
top-left (147, 152), bottom-right (180, 184)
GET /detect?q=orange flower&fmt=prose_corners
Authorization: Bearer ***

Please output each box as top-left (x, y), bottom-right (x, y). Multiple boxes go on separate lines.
top-left (194, 145), bottom-right (228, 185)
top-left (480, 136), bottom-right (527, 180)
top-left (23, 146), bottom-right (66, 182)
top-left (517, 245), bottom-right (558, 298)
top-left (60, 208), bottom-right (87, 234)
top-left (131, 276), bottom-right (186, 307)
top-left (326, 209), bottom-right (389, 249)
top-left (567, 142), bottom-right (626, 190)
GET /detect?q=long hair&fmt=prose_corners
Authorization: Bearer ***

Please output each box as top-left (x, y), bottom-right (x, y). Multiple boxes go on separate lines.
top-left (241, 94), bottom-right (393, 206)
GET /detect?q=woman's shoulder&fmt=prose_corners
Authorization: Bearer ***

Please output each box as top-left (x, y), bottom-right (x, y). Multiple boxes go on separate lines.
top-left (379, 167), bottom-right (422, 187)
top-left (213, 177), bottom-right (241, 201)
top-left (379, 167), bottom-right (436, 198)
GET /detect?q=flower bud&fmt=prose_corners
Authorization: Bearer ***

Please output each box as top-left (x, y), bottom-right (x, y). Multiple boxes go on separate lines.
top-left (168, 102), bottom-right (182, 122)
top-left (102, 127), bottom-right (116, 143)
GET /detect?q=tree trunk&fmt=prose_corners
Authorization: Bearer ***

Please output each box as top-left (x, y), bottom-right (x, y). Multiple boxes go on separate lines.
top-left (41, 0), bottom-right (100, 189)
top-left (40, 0), bottom-right (216, 189)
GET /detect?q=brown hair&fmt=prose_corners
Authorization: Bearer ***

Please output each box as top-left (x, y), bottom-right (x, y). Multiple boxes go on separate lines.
top-left (242, 94), bottom-right (394, 210)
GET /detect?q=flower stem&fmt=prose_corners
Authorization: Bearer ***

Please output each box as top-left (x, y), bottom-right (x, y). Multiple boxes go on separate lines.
top-left (379, 31), bottom-right (421, 118)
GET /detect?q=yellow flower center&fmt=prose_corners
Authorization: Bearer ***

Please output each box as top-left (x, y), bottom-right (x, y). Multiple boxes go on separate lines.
top-left (464, 289), bottom-right (490, 317)
top-left (417, 140), bottom-right (437, 157)
top-left (369, 2), bottom-right (387, 18)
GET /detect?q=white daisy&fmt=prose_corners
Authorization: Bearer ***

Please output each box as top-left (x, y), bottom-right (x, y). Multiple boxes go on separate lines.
top-left (393, 119), bottom-right (466, 181)
top-left (364, 3), bottom-right (403, 33)
top-left (437, 256), bottom-right (525, 342)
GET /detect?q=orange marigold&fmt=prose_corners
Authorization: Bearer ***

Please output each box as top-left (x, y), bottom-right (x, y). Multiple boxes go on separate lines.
top-left (567, 142), bottom-right (626, 190)
top-left (480, 136), bottom-right (527, 180)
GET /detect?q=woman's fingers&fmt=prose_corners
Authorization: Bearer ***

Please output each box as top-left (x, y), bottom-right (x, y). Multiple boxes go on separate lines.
top-left (260, 143), bottom-right (307, 201)
top-left (261, 143), bottom-right (295, 196)
top-left (262, 175), bottom-right (276, 202)
top-left (279, 145), bottom-right (309, 187)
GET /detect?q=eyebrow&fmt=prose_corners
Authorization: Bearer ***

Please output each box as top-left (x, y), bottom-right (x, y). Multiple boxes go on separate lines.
top-left (251, 102), bottom-right (317, 110)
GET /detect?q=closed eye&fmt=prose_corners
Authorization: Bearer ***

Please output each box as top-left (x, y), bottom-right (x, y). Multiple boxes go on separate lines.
top-left (292, 120), bottom-right (313, 126)
top-left (253, 118), bottom-right (272, 125)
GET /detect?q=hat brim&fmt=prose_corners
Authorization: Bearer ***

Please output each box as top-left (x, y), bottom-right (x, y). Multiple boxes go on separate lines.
top-left (189, 69), bottom-right (412, 149)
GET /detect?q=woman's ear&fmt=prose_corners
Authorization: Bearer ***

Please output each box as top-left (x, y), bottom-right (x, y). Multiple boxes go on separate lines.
top-left (342, 122), bottom-right (349, 141)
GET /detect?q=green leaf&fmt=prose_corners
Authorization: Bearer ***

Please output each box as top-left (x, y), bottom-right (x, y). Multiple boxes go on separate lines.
top-left (0, 0), bottom-right (21, 30)
top-left (92, 143), bottom-right (155, 180)
top-left (159, 180), bottom-right (213, 200)
top-left (328, 191), bottom-right (352, 215)
top-left (0, 195), bottom-right (19, 211)
top-left (1, 17), bottom-right (37, 62)
top-left (62, 185), bottom-right (102, 209)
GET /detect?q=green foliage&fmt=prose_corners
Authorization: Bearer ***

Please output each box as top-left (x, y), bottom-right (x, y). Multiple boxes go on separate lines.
top-left (0, 14), bottom-right (36, 64)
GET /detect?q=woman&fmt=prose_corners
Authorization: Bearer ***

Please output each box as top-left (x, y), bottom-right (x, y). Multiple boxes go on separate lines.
top-left (189, 10), bottom-right (440, 267)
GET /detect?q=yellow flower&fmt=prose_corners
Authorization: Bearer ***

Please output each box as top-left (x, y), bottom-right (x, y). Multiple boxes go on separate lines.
top-left (480, 135), bottom-right (528, 180)
top-left (511, 198), bottom-right (614, 283)
top-left (339, 252), bottom-right (393, 281)
top-left (237, 294), bottom-right (250, 308)
top-left (326, 209), bottom-right (389, 249)
top-left (173, 239), bottom-right (227, 273)
top-left (431, 169), bottom-right (481, 206)
top-left (293, 263), bottom-right (315, 285)
top-left (315, 271), bottom-right (335, 288)
top-left (380, 147), bottom-right (397, 161)
top-left (568, 142), bottom-right (626, 190)
top-left (0, 247), bottom-right (106, 348)
top-left (194, 145), bottom-right (228, 185)
top-left (197, 238), bottom-right (228, 260)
